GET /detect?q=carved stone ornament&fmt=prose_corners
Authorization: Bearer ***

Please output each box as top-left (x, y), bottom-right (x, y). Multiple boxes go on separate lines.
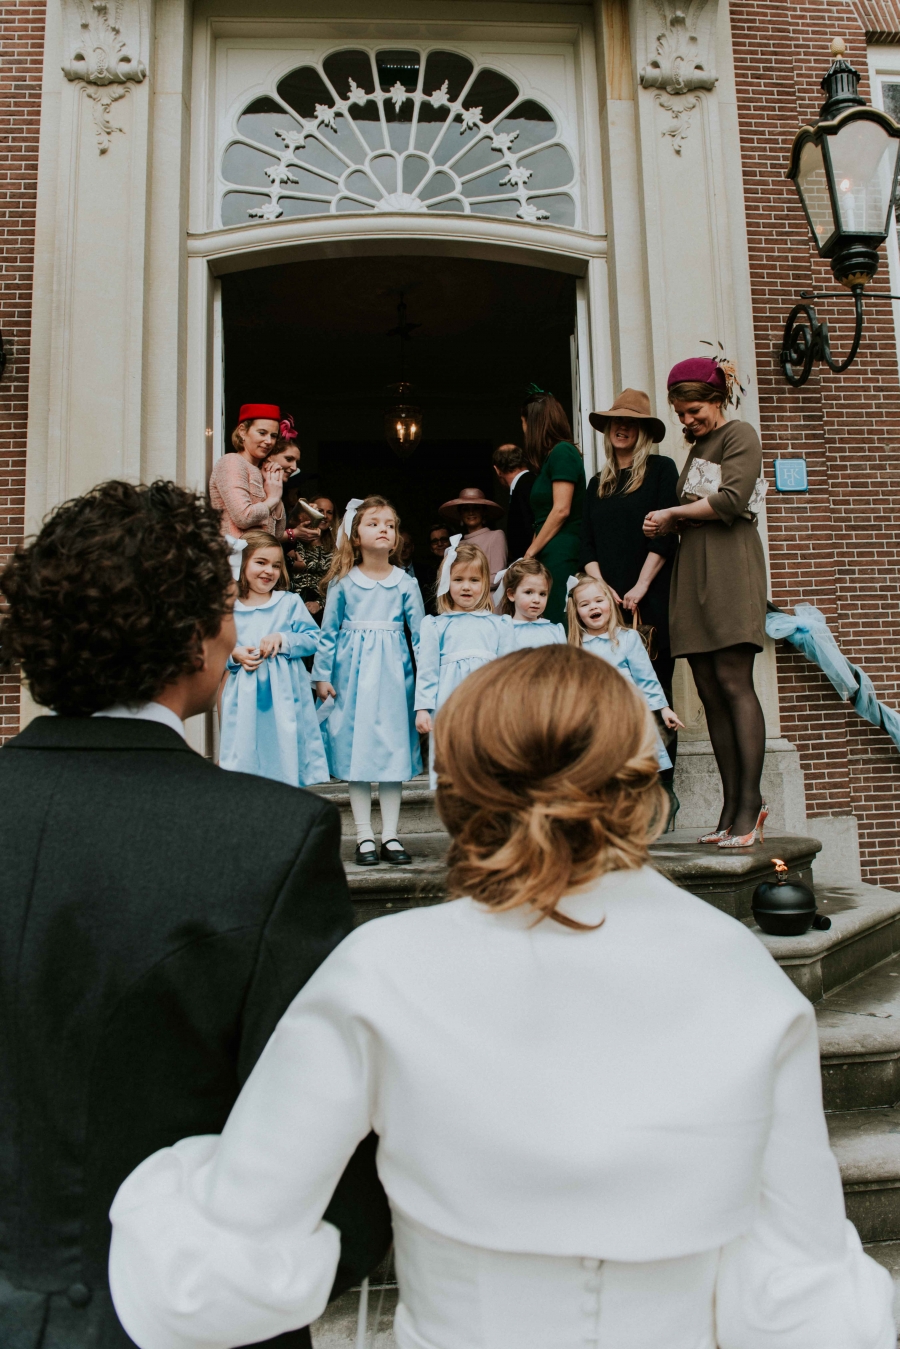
top-left (639, 0), bottom-right (718, 95)
top-left (62, 1), bottom-right (146, 154)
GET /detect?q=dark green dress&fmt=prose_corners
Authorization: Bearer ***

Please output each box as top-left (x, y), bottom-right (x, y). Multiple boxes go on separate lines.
top-left (530, 440), bottom-right (587, 624)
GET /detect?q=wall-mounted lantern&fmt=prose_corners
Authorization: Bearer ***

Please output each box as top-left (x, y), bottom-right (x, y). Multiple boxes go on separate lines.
top-left (781, 39), bottom-right (900, 386)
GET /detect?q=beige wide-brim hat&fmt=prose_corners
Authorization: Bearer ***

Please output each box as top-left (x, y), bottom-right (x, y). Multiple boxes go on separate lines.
top-left (588, 388), bottom-right (666, 443)
top-left (439, 486), bottom-right (504, 523)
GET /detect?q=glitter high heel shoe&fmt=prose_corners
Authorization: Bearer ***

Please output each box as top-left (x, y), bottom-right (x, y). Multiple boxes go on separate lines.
top-left (717, 802), bottom-right (768, 849)
top-left (697, 826), bottom-right (732, 844)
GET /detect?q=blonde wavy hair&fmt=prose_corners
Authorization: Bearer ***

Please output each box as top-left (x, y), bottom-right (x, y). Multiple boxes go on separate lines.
top-left (237, 530), bottom-right (290, 599)
top-left (321, 495), bottom-right (401, 592)
top-left (436, 541), bottom-right (493, 614)
top-left (566, 573), bottom-right (623, 648)
top-left (596, 427), bottom-right (656, 497)
top-left (501, 557), bottom-right (552, 617)
top-left (434, 646), bottom-right (665, 927)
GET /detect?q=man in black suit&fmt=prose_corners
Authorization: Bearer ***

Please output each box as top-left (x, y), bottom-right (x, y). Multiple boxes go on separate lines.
top-left (493, 444), bottom-right (534, 564)
top-left (0, 480), bottom-right (390, 1349)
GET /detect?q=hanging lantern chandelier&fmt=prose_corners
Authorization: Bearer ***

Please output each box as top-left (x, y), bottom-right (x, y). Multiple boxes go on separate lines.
top-left (384, 295), bottom-right (423, 459)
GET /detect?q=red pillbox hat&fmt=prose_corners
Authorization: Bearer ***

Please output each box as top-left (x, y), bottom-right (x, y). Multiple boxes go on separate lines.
top-left (238, 403), bottom-right (281, 422)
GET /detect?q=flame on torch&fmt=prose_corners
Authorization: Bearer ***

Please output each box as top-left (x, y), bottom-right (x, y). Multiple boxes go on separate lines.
top-left (771, 858), bottom-right (788, 876)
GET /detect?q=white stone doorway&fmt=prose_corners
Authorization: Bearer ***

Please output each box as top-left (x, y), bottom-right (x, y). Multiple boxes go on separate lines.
top-left (220, 252), bottom-right (584, 553)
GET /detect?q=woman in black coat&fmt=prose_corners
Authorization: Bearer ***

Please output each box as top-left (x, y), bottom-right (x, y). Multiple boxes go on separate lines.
top-left (580, 390), bottom-right (680, 785)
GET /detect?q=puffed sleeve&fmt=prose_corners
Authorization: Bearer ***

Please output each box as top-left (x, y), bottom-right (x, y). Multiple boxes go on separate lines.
top-left (403, 573), bottom-right (426, 658)
top-left (414, 616), bottom-right (441, 711)
top-left (311, 580), bottom-right (345, 683)
top-left (646, 456), bottom-right (680, 558)
top-left (109, 942), bottom-right (376, 1349)
top-left (552, 622), bottom-right (567, 644)
top-left (716, 1005), bottom-right (895, 1349)
top-left (621, 631), bottom-right (667, 711)
top-left (497, 613), bottom-right (516, 657)
top-left (279, 594), bottom-right (320, 661)
top-left (707, 422), bottom-right (762, 527)
top-left (211, 456), bottom-right (271, 532)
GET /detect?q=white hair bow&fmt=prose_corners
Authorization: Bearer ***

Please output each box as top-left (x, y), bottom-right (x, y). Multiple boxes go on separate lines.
top-left (337, 497), bottom-right (365, 547)
top-left (224, 534), bottom-right (247, 582)
top-left (566, 574), bottom-right (581, 597)
top-left (436, 533), bottom-right (463, 597)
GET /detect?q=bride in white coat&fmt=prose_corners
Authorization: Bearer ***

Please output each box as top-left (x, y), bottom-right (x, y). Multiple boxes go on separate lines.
top-left (109, 646), bottom-right (894, 1349)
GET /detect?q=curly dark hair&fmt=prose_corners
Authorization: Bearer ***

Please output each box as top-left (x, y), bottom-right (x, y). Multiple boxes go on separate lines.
top-left (0, 480), bottom-right (233, 716)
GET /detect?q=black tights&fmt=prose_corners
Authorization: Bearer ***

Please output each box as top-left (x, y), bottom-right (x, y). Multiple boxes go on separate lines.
top-left (687, 645), bottom-right (766, 836)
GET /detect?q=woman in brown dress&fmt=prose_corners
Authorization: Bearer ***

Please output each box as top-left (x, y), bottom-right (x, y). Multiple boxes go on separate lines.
top-left (644, 357), bottom-right (767, 848)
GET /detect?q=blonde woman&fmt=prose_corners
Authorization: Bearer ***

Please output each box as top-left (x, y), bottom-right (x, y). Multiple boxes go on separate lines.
top-left (208, 403), bottom-right (287, 540)
top-left (109, 645), bottom-right (892, 1349)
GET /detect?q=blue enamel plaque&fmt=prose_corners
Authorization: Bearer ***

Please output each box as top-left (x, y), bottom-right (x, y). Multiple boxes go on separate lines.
top-left (773, 459), bottom-right (808, 493)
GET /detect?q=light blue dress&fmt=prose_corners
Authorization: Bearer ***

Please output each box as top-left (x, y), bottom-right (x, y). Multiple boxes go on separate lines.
top-left (415, 610), bottom-right (515, 787)
top-left (312, 566), bottom-right (424, 782)
top-left (582, 630), bottom-right (672, 771)
top-left (220, 592), bottom-right (329, 787)
top-left (511, 618), bottom-right (567, 649)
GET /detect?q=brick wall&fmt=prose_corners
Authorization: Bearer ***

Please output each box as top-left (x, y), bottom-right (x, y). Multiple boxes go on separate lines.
top-left (730, 1), bottom-right (900, 886)
top-left (0, 0), bottom-right (44, 741)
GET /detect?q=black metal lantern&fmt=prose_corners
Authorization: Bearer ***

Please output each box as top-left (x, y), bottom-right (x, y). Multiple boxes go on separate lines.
top-left (384, 296), bottom-right (423, 459)
top-left (780, 40), bottom-right (900, 386)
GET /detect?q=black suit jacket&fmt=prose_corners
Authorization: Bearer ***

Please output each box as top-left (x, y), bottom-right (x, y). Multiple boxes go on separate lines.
top-left (506, 471), bottom-right (536, 563)
top-left (0, 717), bottom-right (391, 1349)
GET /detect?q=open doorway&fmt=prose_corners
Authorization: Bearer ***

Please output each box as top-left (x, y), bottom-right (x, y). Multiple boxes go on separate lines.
top-left (222, 253), bottom-right (578, 555)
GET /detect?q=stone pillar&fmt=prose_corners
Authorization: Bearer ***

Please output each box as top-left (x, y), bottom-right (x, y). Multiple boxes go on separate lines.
top-left (26, 0), bottom-right (192, 530)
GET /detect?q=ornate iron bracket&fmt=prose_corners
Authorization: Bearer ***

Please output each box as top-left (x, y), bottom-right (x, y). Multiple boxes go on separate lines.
top-left (779, 285), bottom-right (900, 387)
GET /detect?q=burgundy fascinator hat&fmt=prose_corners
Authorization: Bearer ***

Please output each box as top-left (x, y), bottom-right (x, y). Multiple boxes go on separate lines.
top-left (667, 350), bottom-right (746, 408)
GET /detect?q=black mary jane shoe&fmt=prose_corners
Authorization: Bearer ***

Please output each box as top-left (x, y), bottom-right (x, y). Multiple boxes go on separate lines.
top-left (354, 841), bottom-right (380, 867)
top-left (380, 839), bottom-right (413, 865)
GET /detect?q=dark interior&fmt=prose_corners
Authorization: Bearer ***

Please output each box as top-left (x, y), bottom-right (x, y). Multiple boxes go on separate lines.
top-left (222, 253), bottom-right (577, 550)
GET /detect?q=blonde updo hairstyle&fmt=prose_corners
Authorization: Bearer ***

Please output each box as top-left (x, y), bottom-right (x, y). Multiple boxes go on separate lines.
top-left (501, 556), bottom-right (552, 616)
top-left (321, 495), bottom-right (401, 592)
top-left (566, 572), bottom-right (623, 647)
top-left (434, 646), bottom-right (665, 928)
top-left (435, 540), bottom-right (493, 614)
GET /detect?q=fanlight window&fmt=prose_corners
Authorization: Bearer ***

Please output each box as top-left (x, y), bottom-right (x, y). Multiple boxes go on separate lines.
top-left (221, 48), bottom-right (577, 228)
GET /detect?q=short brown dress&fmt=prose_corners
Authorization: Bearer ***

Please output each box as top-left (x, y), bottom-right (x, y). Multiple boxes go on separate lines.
top-left (669, 420), bottom-right (767, 655)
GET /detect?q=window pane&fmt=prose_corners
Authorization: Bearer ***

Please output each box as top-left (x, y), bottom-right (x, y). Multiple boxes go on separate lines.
top-left (495, 100), bottom-right (556, 152)
top-left (795, 139), bottom-right (834, 247)
top-left (418, 169), bottom-right (457, 201)
top-left (277, 67), bottom-right (334, 119)
top-left (402, 155), bottom-right (430, 193)
top-left (279, 197), bottom-right (330, 218)
top-left (828, 119), bottom-right (898, 234)
top-left (526, 194), bottom-right (575, 226)
top-left (883, 81), bottom-right (900, 124)
top-left (222, 143), bottom-right (279, 188)
top-left (376, 49), bottom-right (420, 92)
top-left (464, 69), bottom-right (518, 123)
top-left (322, 49), bottom-right (375, 98)
top-left (237, 98), bottom-right (300, 152)
top-left (422, 50), bottom-right (473, 102)
top-left (222, 191), bottom-right (271, 225)
top-left (518, 144), bottom-right (574, 189)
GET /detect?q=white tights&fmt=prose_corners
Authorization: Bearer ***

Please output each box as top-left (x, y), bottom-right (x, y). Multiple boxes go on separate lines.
top-left (348, 781), bottom-right (403, 848)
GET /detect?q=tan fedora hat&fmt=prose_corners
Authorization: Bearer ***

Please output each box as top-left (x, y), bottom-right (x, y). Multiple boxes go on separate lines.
top-left (588, 389), bottom-right (666, 443)
top-left (438, 486), bottom-right (504, 523)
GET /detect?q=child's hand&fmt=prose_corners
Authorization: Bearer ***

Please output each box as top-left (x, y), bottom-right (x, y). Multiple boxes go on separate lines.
top-left (257, 633), bottom-right (282, 658)
top-left (415, 710), bottom-right (433, 734)
top-left (661, 707), bottom-right (685, 730)
top-left (233, 645), bottom-right (262, 671)
top-left (316, 681), bottom-right (336, 701)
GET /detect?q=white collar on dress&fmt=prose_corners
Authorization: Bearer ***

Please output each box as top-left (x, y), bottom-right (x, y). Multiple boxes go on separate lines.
top-left (349, 565), bottom-right (404, 590)
top-left (235, 591), bottom-right (282, 611)
top-left (92, 700), bottom-right (186, 741)
top-left (513, 617), bottom-right (550, 625)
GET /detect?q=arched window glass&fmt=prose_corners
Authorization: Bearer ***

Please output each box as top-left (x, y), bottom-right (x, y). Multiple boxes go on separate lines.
top-left (220, 47), bottom-right (577, 228)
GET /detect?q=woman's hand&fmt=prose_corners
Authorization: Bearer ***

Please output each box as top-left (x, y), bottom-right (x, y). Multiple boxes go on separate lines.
top-left (643, 508), bottom-right (677, 537)
top-left (262, 462), bottom-right (284, 508)
top-left (621, 582), bottom-right (648, 612)
top-left (257, 633), bottom-right (282, 659)
top-left (661, 707), bottom-right (685, 731)
top-left (316, 681), bottom-right (336, 702)
top-left (293, 524), bottom-right (321, 545)
top-left (233, 645), bottom-right (262, 672)
top-left (416, 710), bottom-right (433, 734)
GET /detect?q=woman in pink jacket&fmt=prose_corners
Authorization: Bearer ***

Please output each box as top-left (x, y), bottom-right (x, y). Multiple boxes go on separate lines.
top-left (209, 403), bottom-right (289, 542)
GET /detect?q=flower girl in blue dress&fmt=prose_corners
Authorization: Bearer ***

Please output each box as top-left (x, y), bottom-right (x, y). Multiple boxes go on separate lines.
top-left (502, 557), bottom-right (567, 649)
top-left (566, 573), bottom-right (682, 769)
top-left (313, 496), bottom-right (424, 867)
top-left (220, 530), bottom-right (329, 787)
top-left (415, 538), bottom-right (514, 786)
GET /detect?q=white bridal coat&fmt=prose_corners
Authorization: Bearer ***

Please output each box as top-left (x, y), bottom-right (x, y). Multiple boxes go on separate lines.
top-left (108, 868), bottom-right (894, 1349)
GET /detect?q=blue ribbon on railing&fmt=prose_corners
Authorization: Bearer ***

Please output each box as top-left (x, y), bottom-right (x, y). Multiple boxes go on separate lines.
top-left (765, 603), bottom-right (900, 753)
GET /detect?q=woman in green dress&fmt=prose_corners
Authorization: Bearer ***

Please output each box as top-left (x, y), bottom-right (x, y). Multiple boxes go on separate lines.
top-left (521, 389), bottom-right (586, 624)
